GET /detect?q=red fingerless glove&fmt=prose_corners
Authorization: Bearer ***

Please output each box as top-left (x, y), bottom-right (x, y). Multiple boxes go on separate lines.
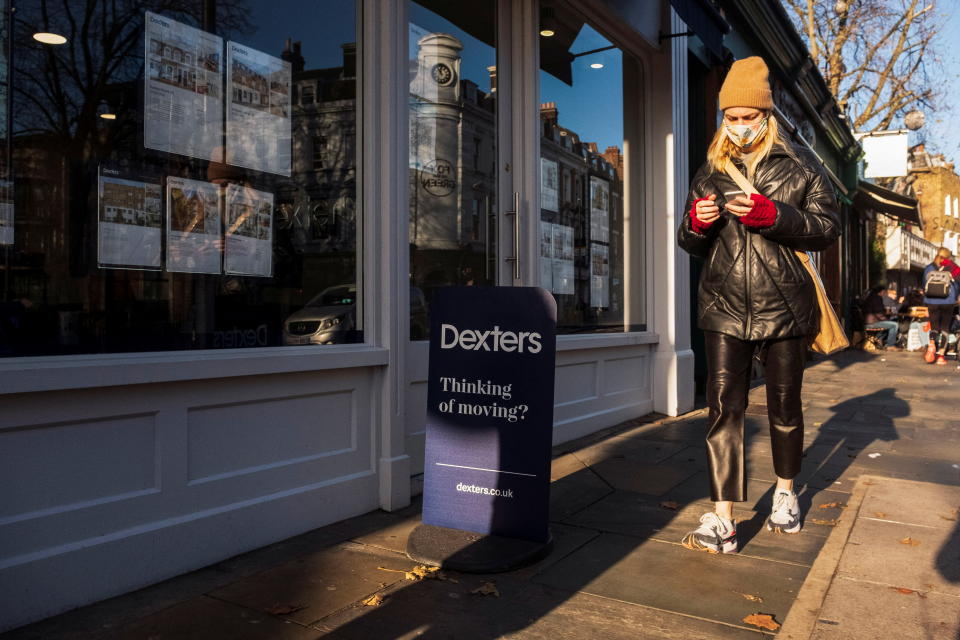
top-left (689, 197), bottom-right (713, 234)
top-left (940, 258), bottom-right (960, 278)
top-left (738, 194), bottom-right (778, 228)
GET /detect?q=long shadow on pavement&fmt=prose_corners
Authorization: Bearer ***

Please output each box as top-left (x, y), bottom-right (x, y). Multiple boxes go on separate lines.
top-left (319, 390), bottom-right (913, 638)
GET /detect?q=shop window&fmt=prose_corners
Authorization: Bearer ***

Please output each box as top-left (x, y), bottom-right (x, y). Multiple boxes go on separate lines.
top-left (1, 0), bottom-right (360, 357)
top-left (407, 0), bottom-right (497, 339)
top-left (538, 0), bottom-right (643, 333)
top-left (301, 83), bottom-right (315, 105)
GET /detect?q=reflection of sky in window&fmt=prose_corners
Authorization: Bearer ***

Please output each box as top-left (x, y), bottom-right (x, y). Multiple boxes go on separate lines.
top-left (541, 25), bottom-right (623, 154)
top-left (408, 3), bottom-right (496, 92)
top-left (245, 0), bottom-right (357, 71)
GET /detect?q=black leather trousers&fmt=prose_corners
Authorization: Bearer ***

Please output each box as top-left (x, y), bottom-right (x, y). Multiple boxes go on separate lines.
top-left (704, 331), bottom-right (806, 502)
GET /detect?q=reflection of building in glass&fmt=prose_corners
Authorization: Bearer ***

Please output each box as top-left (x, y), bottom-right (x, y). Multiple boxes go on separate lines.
top-left (281, 39), bottom-right (357, 265)
top-left (540, 102), bottom-right (624, 327)
top-left (408, 33), bottom-right (496, 297)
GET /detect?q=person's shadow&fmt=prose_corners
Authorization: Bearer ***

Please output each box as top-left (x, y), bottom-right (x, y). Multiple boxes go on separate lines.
top-left (738, 387), bottom-right (907, 546)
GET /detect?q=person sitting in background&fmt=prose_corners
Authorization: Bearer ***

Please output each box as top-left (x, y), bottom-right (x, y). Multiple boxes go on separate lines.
top-left (863, 285), bottom-right (901, 350)
top-left (882, 282), bottom-right (901, 315)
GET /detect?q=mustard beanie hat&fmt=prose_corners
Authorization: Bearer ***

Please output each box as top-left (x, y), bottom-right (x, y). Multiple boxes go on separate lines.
top-left (718, 56), bottom-right (773, 111)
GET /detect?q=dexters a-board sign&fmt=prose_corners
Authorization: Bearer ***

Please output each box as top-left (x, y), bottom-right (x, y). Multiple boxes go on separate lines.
top-left (422, 286), bottom-right (557, 543)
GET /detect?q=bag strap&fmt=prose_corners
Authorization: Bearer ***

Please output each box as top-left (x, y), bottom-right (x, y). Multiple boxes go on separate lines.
top-left (724, 163), bottom-right (758, 196)
top-left (724, 164), bottom-right (813, 266)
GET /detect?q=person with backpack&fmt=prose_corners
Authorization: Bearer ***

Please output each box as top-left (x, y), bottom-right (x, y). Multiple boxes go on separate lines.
top-left (922, 247), bottom-right (960, 365)
top-left (676, 56), bottom-right (840, 554)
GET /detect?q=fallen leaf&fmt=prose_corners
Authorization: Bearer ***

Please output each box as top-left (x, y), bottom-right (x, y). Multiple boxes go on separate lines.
top-left (874, 512), bottom-right (887, 518)
top-left (810, 518), bottom-right (838, 526)
top-left (742, 613), bottom-right (780, 631)
top-left (890, 587), bottom-right (925, 598)
top-left (407, 565), bottom-right (446, 581)
top-left (659, 501), bottom-right (679, 510)
top-left (361, 594), bottom-right (384, 607)
top-left (379, 564), bottom-right (446, 581)
top-left (818, 502), bottom-right (844, 509)
top-left (900, 537), bottom-right (921, 546)
top-left (264, 603), bottom-right (306, 615)
top-left (733, 591), bottom-right (764, 603)
top-left (471, 582), bottom-right (500, 597)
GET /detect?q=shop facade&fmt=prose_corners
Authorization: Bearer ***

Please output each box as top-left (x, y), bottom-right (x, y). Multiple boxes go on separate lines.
top-left (0, 0), bottom-right (718, 629)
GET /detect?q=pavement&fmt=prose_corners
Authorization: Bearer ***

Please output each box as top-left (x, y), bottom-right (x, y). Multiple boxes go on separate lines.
top-left (3, 349), bottom-right (959, 639)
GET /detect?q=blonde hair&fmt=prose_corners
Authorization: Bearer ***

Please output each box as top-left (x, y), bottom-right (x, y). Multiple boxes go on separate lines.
top-left (707, 113), bottom-right (782, 175)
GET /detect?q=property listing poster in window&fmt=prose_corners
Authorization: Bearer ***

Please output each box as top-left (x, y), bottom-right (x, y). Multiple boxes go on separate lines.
top-left (552, 224), bottom-right (574, 295)
top-left (539, 220), bottom-right (554, 291)
top-left (166, 177), bottom-right (222, 274)
top-left (590, 242), bottom-right (609, 308)
top-left (97, 169), bottom-right (162, 269)
top-left (589, 176), bottom-right (609, 243)
top-left (144, 12), bottom-right (224, 161)
top-left (226, 42), bottom-right (292, 176)
top-left (541, 158), bottom-right (559, 213)
top-left (224, 184), bottom-right (273, 277)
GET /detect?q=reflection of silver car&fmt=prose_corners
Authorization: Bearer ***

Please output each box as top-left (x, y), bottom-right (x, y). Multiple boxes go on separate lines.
top-left (283, 285), bottom-right (356, 345)
top-left (283, 284), bottom-right (430, 345)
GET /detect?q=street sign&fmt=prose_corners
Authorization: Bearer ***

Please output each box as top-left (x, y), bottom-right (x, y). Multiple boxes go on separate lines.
top-left (420, 286), bottom-right (557, 543)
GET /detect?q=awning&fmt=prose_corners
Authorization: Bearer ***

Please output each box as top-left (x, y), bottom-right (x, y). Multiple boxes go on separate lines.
top-left (668, 0), bottom-right (730, 60)
top-left (853, 180), bottom-right (921, 227)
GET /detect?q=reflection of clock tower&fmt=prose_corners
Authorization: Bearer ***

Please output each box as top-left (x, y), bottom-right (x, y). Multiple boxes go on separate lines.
top-left (410, 33), bottom-right (463, 250)
top-left (412, 33), bottom-right (461, 104)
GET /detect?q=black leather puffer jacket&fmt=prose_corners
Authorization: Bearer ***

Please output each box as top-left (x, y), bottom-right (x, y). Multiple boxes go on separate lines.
top-left (677, 143), bottom-right (841, 341)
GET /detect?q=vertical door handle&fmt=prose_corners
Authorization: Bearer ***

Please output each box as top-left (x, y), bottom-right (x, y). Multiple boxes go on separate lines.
top-left (505, 192), bottom-right (520, 280)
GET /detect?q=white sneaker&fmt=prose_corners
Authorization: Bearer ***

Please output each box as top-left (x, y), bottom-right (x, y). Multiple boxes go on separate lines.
top-left (681, 512), bottom-right (738, 554)
top-left (766, 489), bottom-right (802, 534)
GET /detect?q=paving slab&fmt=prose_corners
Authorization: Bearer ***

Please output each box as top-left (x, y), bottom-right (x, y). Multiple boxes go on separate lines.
top-left (835, 517), bottom-right (960, 596)
top-left (106, 596), bottom-right (318, 640)
top-left (534, 532), bottom-right (807, 631)
top-left (564, 491), bottom-right (830, 566)
top-left (348, 512), bottom-right (421, 555)
top-left (508, 523), bottom-right (602, 581)
top-left (317, 576), bottom-right (769, 639)
top-left (548, 465), bottom-right (613, 520)
top-left (572, 436), bottom-right (685, 467)
top-left (588, 458), bottom-right (699, 495)
top-left (549, 453), bottom-right (588, 481)
top-left (858, 478), bottom-right (960, 529)
top-left (208, 541), bottom-right (405, 627)
top-left (810, 576), bottom-right (960, 640)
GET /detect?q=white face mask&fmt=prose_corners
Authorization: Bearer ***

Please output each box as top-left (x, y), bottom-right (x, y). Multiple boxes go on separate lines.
top-left (724, 118), bottom-right (768, 149)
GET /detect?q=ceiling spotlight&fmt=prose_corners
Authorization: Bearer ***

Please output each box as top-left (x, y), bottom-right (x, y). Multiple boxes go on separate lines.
top-left (33, 32), bottom-right (67, 45)
top-left (590, 62), bottom-right (604, 69)
top-left (540, 7), bottom-right (557, 39)
top-left (99, 113), bottom-right (117, 120)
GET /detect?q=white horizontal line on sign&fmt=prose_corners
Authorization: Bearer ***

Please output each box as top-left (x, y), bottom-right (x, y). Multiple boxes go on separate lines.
top-left (436, 463), bottom-right (537, 477)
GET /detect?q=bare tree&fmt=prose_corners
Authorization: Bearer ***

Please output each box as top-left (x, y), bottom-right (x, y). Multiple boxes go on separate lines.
top-left (782, 0), bottom-right (944, 133)
top-left (13, 0), bottom-right (252, 153)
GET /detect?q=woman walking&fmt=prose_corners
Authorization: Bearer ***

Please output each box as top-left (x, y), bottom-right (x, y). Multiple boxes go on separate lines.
top-left (921, 248), bottom-right (960, 365)
top-left (676, 57), bottom-right (841, 554)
